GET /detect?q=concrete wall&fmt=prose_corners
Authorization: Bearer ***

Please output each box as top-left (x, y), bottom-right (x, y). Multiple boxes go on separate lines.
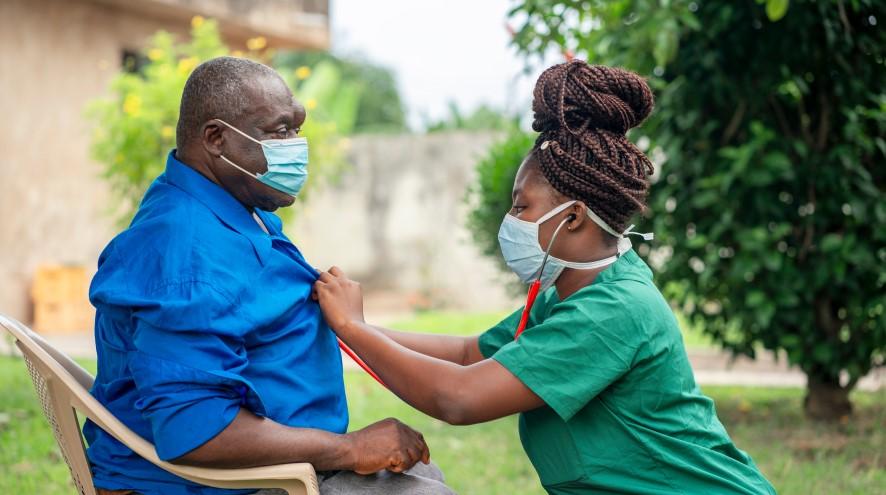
top-left (291, 132), bottom-right (519, 312)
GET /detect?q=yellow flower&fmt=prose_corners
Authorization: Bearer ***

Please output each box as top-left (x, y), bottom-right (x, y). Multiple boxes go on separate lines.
top-left (191, 15), bottom-right (205, 29)
top-left (147, 48), bottom-right (164, 61)
top-left (161, 126), bottom-right (174, 139)
top-left (305, 98), bottom-right (318, 110)
top-left (246, 36), bottom-right (267, 51)
top-left (295, 66), bottom-right (311, 80)
top-left (738, 400), bottom-right (752, 413)
top-left (123, 94), bottom-right (142, 117)
top-left (177, 56), bottom-right (198, 75)
top-left (231, 50), bottom-right (244, 58)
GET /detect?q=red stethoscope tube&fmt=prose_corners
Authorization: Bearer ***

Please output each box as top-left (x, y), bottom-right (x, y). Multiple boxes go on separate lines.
top-left (338, 338), bottom-right (387, 388)
top-left (514, 280), bottom-right (541, 339)
top-left (515, 215), bottom-right (574, 340)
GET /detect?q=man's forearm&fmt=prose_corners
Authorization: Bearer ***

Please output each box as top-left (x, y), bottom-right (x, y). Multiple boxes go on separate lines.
top-left (374, 326), bottom-right (481, 365)
top-left (173, 409), bottom-right (354, 471)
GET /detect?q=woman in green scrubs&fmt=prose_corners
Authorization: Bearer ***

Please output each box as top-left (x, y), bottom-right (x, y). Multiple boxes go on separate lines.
top-left (315, 60), bottom-right (776, 494)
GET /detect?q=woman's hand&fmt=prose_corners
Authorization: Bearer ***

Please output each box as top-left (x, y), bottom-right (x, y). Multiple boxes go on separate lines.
top-left (314, 266), bottom-right (365, 333)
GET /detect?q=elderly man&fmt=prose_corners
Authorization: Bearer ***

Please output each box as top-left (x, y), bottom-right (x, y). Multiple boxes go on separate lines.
top-left (86, 57), bottom-right (452, 495)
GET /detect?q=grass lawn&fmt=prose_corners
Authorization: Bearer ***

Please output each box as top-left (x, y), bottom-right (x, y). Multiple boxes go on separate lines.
top-left (0, 355), bottom-right (882, 494)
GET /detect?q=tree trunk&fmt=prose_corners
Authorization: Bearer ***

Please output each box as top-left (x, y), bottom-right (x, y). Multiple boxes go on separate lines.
top-left (804, 376), bottom-right (852, 421)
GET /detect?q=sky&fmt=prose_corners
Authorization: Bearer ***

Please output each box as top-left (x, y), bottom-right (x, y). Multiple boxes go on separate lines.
top-left (329, 0), bottom-right (556, 130)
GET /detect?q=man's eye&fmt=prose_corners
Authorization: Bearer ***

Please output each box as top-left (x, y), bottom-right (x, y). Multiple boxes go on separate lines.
top-left (511, 205), bottom-right (526, 213)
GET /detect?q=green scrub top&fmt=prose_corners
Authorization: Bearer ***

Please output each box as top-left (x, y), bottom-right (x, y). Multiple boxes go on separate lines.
top-left (479, 250), bottom-right (776, 495)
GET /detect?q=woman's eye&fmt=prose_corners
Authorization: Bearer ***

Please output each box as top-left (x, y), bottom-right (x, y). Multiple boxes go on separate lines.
top-left (511, 205), bottom-right (526, 213)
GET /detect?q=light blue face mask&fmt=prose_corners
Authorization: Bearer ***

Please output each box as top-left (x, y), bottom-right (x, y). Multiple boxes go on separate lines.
top-left (215, 119), bottom-right (308, 197)
top-left (497, 200), bottom-right (651, 291)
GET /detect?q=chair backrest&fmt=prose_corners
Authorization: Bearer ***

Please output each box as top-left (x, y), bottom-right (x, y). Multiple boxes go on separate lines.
top-left (1, 314), bottom-right (97, 495)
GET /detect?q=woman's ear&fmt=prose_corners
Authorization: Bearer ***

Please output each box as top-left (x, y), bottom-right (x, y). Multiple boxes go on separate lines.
top-left (566, 202), bottom-right (588, 231)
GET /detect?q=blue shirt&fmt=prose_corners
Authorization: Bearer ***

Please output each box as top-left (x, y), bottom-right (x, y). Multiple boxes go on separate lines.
top-left (85, 151), bottom-right (348, 495)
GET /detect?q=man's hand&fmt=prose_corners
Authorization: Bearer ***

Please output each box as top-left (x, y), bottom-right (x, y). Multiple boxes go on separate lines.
top-left (315, 266), bottom-right (365, 332)
top-left (344, 418), bottom-right (431, 474)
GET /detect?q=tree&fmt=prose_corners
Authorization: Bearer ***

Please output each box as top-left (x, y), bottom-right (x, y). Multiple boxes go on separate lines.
top-left (87, 17), bottom-right (352, 224)
top-left (425, 102), bottom-right (520, 133)
top-left (503, 0), bottom-right (885, 420)
top-left (275, 51), bottom-right (408, 133)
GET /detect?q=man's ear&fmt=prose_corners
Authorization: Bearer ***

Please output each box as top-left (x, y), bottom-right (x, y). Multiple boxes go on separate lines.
top-left (201, 120), bottom-right (225, 157)
top-left (565, 201), bottom-right (588, 231)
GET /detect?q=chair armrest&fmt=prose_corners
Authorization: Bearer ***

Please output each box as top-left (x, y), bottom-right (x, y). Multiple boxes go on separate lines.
top-left (165, 462), bottom-right (319, 495)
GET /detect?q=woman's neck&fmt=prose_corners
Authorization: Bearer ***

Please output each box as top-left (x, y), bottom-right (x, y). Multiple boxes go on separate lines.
top-left (553, 241), bottom-right (619, 300)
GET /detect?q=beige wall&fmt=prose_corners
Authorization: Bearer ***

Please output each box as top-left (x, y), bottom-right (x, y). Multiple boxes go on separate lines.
top-left (0, 0), bottom-right (326, 323)
top-left (291, 132), bottom-right (519, 312)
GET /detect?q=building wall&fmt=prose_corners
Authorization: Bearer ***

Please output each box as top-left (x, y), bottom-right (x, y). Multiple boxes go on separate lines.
top-left (1, 0), bottom-right (165, 323)
top-left (0, 0), bottom-right (327, 323)
top-left (291, 132), bottom-right (519, 312)
top-left (0, 0), bottom-right (516, 324)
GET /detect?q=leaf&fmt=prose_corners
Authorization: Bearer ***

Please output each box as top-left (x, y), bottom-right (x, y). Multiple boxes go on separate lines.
top-left (812, 344), bottom-right (833, 364)
top-left (765, 0), bottom-right (789, 22)
top-left (820, 234), bottom-right (844, 253)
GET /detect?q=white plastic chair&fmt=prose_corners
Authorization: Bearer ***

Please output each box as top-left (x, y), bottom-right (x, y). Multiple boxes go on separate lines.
top-left (0, 313), bottom-right (319, 495)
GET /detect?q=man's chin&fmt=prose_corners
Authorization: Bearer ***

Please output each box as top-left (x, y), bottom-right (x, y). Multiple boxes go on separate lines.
top-left (262, 195), bottom-right (295, 211)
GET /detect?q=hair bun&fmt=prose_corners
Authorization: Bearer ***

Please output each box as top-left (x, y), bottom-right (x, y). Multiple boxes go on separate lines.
top-left (532, 60), bottom-right (654, 135)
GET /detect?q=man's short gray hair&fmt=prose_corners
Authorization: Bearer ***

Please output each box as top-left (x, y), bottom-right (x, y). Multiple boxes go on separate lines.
top-left (176, 56), bottom-right (280, 149)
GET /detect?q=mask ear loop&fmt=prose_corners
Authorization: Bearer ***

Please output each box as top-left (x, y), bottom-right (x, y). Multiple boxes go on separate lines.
top-left (515, 213), bottom-right (575, 340)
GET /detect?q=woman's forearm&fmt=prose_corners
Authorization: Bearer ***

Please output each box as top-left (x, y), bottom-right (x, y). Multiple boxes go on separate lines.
top-left (340, 321), bottom-right (480, 424)
top-left (374, 326), bottom-right (482, 365)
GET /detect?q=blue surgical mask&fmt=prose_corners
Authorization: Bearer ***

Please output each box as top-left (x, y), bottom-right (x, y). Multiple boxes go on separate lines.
top-left (215, 119), bottom-right (308, 197)
top-left (497, 201), bottom-right (650, 291)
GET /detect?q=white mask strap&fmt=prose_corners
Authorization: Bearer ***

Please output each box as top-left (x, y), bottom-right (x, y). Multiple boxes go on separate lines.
top-left (585, 207), bottom-right (622, 238)
top-left (215, 118), bottom-right (267, 147)
top-left (622, 224), bottom-right (655, 241)
top-left (219, 154), bottom-right (260, 178)
top-left (537, 200), bottom-right (577, 225)
top-left (551, 236), bottom-right (633, 271)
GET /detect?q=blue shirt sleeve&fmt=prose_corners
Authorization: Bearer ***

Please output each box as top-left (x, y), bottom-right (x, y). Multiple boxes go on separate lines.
top-left (127, 279), bottom-right (267, 461)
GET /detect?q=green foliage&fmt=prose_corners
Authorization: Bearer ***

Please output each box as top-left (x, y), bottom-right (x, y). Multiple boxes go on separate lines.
top-left (87, 18), bottom-right (351, 225)
top-left (425, 102), bottom-right (521, 133)
top-left (465, 130), bottom-right (538, 276)
top-left (506, 0), bottom-right (886, 402)
top-left (275, 51), bottom-right (408, 133)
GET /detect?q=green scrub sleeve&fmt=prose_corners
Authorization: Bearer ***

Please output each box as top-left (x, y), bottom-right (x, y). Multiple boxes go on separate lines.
top-left (489, 292), bottom-right (643, 422)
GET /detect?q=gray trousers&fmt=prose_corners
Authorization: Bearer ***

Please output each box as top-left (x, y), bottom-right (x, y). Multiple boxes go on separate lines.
top-left (254, 461), bottom-right (455, 495)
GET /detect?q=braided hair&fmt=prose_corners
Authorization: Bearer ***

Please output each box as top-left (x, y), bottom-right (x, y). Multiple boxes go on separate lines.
top-left (532, 60), bottom-right (655, 236)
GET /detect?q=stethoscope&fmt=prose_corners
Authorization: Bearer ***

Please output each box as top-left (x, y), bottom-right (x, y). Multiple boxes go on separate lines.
top-left (341, 211), bottom-right (611, 387)
top-left (514, 213), bottom-right (577, 339)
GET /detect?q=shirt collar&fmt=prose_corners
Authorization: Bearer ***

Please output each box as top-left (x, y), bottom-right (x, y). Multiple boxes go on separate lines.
top-left (164, 150), bottom-right (272, 265)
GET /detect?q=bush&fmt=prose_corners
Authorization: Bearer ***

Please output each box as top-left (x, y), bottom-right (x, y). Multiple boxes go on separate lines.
top-left (465, 130), bottom-right (537, 278)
